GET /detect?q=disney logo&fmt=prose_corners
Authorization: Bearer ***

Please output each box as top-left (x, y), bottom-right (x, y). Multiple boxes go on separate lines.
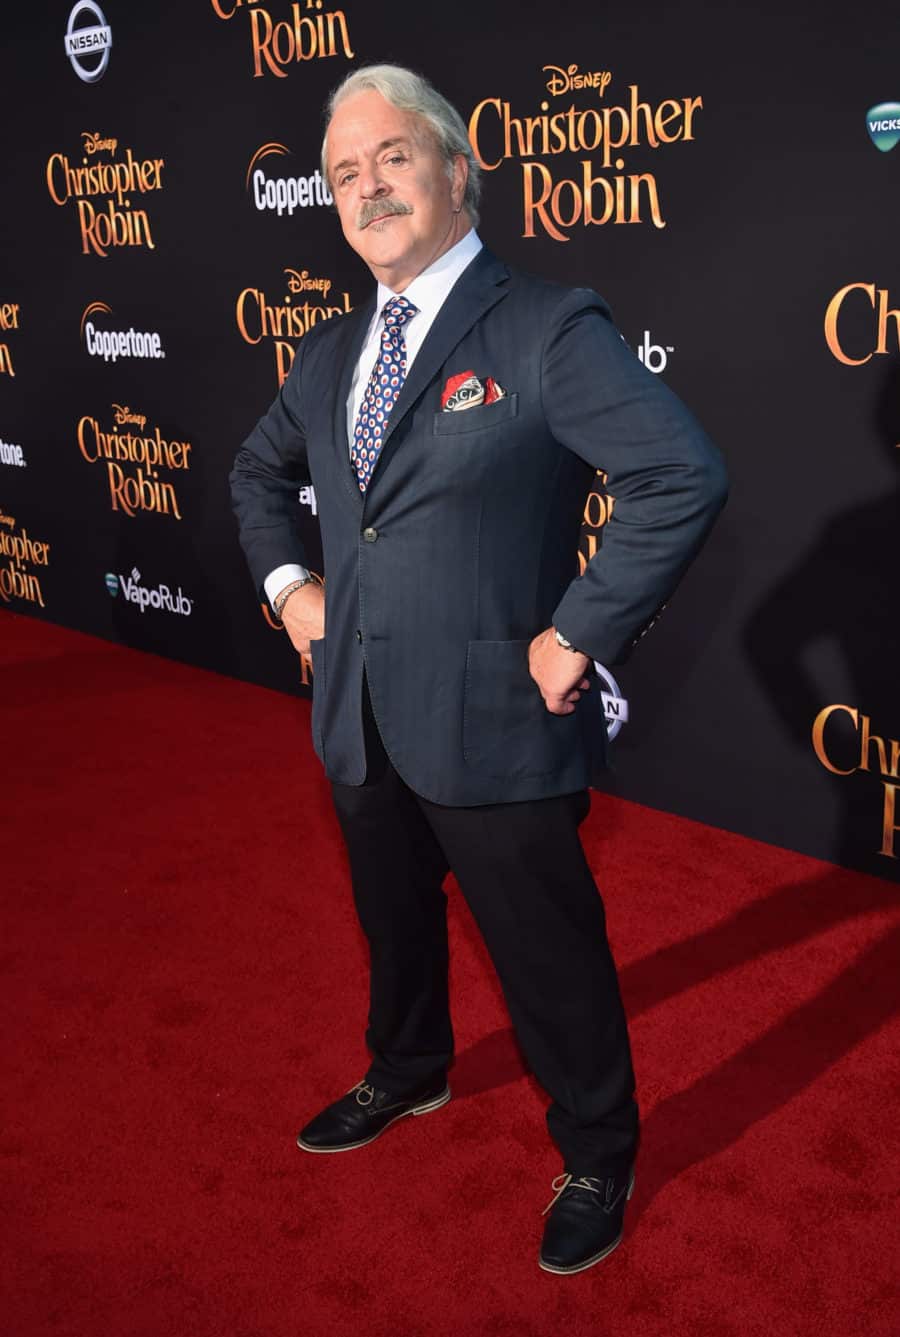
top-left (82, 131), bottom-right (118, 156)
top-left (111, 404), bottom-right (147, 430)
top-left (543, 64), bottom-right (612, 98)
top-left (284, 268), bottom-right (332, 299)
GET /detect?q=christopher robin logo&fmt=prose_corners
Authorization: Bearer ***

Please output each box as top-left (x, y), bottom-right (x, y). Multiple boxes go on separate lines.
top-left (45, 131), bottom-right (165, 256)
top-left (0, 510), bottom-right (50, 609)
top-left (824, 283), bottom-right (900, 366)
top-left (813, 704), bottom-right (900, 859)
top-left (236, 265), bottom-right (353, 387)
top-left (0, 301), bottom-right (20, 376)
top-left (76, 404), bottom-right (192, 519)
top-left (468, 64), bottom-right (703, 239)
top-left (579, 470), bottom-right (614, 574)
top-left (210, 0), bottom-right (354, 78)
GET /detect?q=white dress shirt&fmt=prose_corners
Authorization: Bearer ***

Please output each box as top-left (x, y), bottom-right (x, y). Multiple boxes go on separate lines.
top-left (264, 229), bottom-right (483, 609)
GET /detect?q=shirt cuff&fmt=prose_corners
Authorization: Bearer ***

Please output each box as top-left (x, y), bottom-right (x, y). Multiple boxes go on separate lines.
top-left (264, 563), bottom-right (310, 609)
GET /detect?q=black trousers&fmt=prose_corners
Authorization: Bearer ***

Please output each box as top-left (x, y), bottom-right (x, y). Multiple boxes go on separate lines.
top-left (329, 685), bottom-right (639, 1175)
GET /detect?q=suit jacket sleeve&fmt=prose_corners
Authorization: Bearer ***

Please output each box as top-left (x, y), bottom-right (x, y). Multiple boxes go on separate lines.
top-left (545, 288), bottom-right (729, 665)
top-left (229, 337), bottom-right (313, 598)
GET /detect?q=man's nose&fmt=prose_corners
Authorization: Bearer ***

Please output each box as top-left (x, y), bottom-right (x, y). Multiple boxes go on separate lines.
top-left (358, 163), bottom-right (388, 198)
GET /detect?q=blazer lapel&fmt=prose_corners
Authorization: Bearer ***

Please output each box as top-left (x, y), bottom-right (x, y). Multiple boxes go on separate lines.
top-left (367, 249), bottom-right (511, 488)
top-left (330, 294), bottom-right (375, 510)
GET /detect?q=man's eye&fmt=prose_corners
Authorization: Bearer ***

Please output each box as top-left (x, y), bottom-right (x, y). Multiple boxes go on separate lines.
top-left (386, 154), bottom-right (407, 166)
top-left (339, 172), bottom-right (357, 187)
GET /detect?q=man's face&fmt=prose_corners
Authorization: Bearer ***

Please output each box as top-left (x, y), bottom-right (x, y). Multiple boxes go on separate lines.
top-left (325, 89), bottom-right (468, 292)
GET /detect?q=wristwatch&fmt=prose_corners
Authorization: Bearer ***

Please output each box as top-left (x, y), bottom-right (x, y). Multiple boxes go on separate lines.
top-left (554, 629), bottom-right (581, 653)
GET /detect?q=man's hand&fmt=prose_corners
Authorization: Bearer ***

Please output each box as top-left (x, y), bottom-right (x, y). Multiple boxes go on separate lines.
top-left (278, 581), bottom-right (325, 655)
top-left (528, 628), bottom-right (591, 715)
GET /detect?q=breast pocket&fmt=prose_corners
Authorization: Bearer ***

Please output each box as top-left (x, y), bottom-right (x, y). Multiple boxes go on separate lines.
top-left (432, 393), bottom-right (519, 437)
top-left (463, 638), bottom-right (579, 779)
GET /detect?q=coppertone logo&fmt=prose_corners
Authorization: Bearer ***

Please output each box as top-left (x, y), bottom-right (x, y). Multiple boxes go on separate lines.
top-left (0, 438), bottom-right (27, 469)
top-left (210, 0), bottom-right (354, 80)
top-left (105, 567), bottom-right (193, 616)
top-left (81, 302), bottom-right (166, 363)
top-left (593, 662), bottom-right (629, 741)
top-left (469, 65), bottom-right (703, 239)
top-left (866, 103), bottom-right (900, 153)
top-left (45, 131), bottom-right (165, 257)
top-left (65, 2), bottom-right (112, 84)
top-left (247, 143), bottom-right (333, 216)
top-left (236, 264), bottom-right (352, 387)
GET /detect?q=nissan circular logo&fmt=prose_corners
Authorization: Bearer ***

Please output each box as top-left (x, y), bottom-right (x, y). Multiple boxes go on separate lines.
top-left (594, 662), bottom-right (630, 742)
top-left (64, 2), bottom-right (113, 84)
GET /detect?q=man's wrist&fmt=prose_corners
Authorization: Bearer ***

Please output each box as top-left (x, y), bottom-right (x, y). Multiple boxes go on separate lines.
top-left (273, 575), bottom-right (313, 621)
top-left (264, 562), bottom-right (309, 610)
top-left (553, 627), bottom-right (585, 656)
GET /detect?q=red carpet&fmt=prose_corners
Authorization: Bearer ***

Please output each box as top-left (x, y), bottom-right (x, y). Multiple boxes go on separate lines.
top-left (3, 609), bottom-right (898, 1337)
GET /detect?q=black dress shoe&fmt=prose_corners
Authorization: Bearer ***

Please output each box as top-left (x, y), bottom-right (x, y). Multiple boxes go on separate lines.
top-left (296, 1077), bottom-right (451, 1153)
top-left (538, 1167), bottom-right (635, 1274)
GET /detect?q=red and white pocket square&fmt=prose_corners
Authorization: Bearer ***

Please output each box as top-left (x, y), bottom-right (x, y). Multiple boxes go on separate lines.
top-left (441, 370), bottom-right (507, 412)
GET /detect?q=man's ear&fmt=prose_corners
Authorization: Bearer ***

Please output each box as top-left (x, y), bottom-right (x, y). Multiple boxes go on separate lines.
top-left (451, 153), bottom-right (468, 214)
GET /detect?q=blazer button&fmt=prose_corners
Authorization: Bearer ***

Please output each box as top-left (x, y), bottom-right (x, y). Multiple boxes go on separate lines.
top-left (362, 527), bottom-right (378, 543)
top-left (356, 629), bottom-right (362, 643)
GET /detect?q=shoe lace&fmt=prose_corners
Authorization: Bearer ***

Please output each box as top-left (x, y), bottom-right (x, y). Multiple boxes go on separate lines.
top-left (351, 1081), bottom-right (376, 1107)
top-left (542, 1173), bottom-right (628, 1216)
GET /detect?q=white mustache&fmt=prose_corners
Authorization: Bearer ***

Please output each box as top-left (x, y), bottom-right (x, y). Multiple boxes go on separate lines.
top-left (357, 198), bottom-right (413, 229)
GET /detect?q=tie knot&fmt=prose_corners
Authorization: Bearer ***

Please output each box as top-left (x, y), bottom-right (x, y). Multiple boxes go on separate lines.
top-left (382, 296), bottom-right (418, 330)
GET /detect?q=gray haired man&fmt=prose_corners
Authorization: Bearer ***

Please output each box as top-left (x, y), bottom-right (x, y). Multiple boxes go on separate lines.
top-left (231, 64), bottom-right (727, 1272)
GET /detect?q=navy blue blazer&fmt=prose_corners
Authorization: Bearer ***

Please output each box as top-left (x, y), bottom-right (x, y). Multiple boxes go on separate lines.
top-left (230, 248), bottom-right (728, 804)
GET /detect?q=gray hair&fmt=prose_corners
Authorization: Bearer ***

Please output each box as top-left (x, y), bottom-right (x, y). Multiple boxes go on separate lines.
top-left (321, 64), bottom-right (482, 225)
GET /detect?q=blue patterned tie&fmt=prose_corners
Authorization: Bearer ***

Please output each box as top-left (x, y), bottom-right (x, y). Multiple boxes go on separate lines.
top-left (350, 295), bottom-right (418, 493)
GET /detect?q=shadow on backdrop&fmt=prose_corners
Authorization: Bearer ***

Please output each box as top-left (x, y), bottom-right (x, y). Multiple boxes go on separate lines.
top-left (745, 363), bottom-right (900, 879)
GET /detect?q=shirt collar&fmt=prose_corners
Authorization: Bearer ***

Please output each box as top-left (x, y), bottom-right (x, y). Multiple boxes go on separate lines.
top-left (375, 229), bottom-right (483, 322)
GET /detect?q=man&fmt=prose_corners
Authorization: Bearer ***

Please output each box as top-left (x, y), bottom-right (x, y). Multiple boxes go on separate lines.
top-left (230, 64), bottom-right (727, 1274)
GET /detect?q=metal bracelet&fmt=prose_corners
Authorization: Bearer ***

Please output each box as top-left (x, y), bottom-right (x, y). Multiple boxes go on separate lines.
top-left (273, 575), bottom-right (312, 621)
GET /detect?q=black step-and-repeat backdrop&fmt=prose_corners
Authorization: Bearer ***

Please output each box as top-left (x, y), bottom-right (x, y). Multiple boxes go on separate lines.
top-left (2, 1), bottom-right (897, 881)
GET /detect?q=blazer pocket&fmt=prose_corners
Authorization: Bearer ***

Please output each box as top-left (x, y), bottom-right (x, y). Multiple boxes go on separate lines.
top-left (432, 393), bottom-right (519, 436)
top-left (463, 638), bottom-right (579, 779)
top-left (308, 635), bottom-right (326, 761)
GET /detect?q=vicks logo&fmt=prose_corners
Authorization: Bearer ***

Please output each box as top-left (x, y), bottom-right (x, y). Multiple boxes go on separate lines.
top-left (865, 102), bottom-right (900, 152)
top-left (106, 567), bottom-right (193, 616)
